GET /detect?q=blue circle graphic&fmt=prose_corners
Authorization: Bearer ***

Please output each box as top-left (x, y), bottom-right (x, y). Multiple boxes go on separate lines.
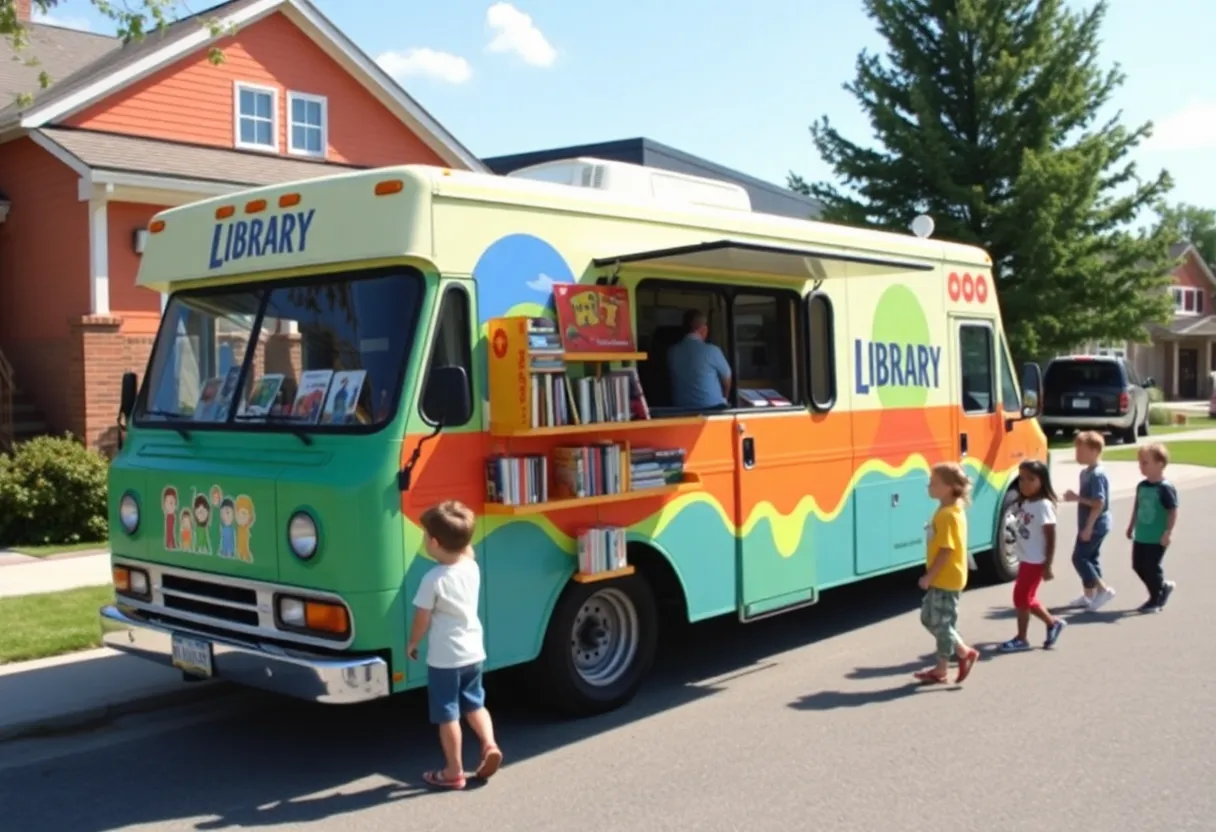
top-left (472, 233), bottom-right (574, 324)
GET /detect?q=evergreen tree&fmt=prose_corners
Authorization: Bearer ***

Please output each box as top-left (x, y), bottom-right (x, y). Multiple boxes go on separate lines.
top-left (790, 0), bottom-right (1175, 360)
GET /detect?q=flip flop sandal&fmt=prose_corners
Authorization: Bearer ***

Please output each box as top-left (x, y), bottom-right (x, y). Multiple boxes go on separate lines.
top-left (475, 745), bottom-right (504, 780)
top-left (913, 670), bottom-right (949, 684)
top-left (955, 649), bottom-right (979, 684)
top-left (423, 769), bottom-right (467, 790)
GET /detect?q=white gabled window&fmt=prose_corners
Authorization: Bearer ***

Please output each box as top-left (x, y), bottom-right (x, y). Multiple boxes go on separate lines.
top-left (287, 91), bottom-right (327, 158)
top-left (234, 82), bottom-right (278, 152)
top-left (1171, 286), bottom-right (1204, 316)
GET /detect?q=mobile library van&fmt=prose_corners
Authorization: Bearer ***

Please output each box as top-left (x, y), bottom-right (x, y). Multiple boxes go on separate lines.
top-left (100, 164), bottom-right (1047, 714)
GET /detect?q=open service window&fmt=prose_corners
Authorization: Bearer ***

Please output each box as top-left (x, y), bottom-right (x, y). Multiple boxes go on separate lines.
top-left (633, 278), bottom-right (803, 414)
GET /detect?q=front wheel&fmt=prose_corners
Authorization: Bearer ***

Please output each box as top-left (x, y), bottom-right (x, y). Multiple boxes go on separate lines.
top-left (540, 572), bottom-right (658, 717)
top-left (977, 490), bottom-right (1020, 584)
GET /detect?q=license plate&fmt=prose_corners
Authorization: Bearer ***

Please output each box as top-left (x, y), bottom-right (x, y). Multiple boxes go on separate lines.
top-left (171, 633), bottom-right (213, 678)
top-left (1072, 397), bottom-right (1090, 409)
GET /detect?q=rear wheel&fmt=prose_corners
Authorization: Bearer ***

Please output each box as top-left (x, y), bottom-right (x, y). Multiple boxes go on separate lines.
top-left (540, 572), bottom-right (658, 717)
top-left (977, 489), bottom-right (1020, 584)
top-left (1138, 414), bottom-right (1150, 437)
top-left (1118, 414), bottom-right (1138, 444)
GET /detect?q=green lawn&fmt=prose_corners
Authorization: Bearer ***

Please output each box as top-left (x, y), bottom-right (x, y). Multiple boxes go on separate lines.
top-left (7, 541), bottom-right (108, 558)
top-left (1046, 413), bottom-right (1216, 448)
top-left (0, 585), bottom-right (114, 664)
top-left (1104, 440), bottom-right (1216, 467)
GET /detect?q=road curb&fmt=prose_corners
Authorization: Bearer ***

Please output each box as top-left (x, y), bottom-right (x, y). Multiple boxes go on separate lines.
top-left (0, 680), bottom-right (234, 744)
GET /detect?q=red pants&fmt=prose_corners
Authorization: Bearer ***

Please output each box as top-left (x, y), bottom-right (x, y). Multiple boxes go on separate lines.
top-left (1013, 562), bottom-right (1045, 610)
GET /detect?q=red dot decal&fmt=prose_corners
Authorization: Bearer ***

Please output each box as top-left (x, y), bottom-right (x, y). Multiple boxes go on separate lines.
top-left (976, 275), bottom-right (989, 304)
top-left (948, 272), bottom-right (962, 302)
top-left (961, 273), bottom-right (975, 302)
top-left (491, 328), bottom-right (508, 359)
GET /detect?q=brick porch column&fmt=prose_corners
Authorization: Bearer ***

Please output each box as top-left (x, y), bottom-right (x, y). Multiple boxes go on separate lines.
top-left (69, 315), bottom-right (126, 454)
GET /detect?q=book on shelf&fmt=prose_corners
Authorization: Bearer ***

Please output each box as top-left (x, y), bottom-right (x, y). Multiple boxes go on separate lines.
top-left (629, 446), bottom-right (686, 490)
top-left (738, 388), bottom-right (770, 407)
top-left (578, 526), bottom-right (628, 574)
top-left (527, 317), bottom-right (562, 353)
top-left (756, 388), bottom-right (792, 407)
top-left (553, 442), bottom-right (629, 499)
top-left (485, 454), bottom-right (549, 505)
top-left (530, 372), bottom-right (580, 428)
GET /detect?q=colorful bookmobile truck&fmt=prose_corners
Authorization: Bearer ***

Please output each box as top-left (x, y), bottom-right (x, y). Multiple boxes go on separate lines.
top-left (100, 164), bottom-right (1047, 715)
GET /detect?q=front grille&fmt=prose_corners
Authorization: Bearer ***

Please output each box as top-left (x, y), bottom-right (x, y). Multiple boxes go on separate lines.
top-left (160, 573), bottom-right (260, 627)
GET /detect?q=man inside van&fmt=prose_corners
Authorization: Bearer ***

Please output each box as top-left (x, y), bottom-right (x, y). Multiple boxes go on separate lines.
top-left (667, 309), bottom-right (732, 411)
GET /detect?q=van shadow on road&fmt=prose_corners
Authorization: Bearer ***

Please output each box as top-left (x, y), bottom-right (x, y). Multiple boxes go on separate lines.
top-left (1, 569), bottom-right (937, 831)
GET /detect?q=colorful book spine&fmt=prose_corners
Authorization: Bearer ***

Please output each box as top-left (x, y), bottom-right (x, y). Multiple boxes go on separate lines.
top-left (577, 526), bottom-right (628, 574)
top-left (553, 442), bottom-right (629, 498)
top-left (629, 446), bottom-right (686, 490)
top-left (485, 455), bottom-right (549, 505)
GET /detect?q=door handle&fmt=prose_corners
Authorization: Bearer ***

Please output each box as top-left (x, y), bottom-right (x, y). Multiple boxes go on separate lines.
top-left (741, 437), bottom-right (756, 469)
top-left (960, 433), bottom-right (969, 457)
top-left (891, 492), bottom-right (900, 507)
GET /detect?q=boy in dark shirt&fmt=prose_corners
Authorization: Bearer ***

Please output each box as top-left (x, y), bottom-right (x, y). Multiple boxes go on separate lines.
top-left (1063, 431), bottom-right (1116, 610)
top-left (1127, 443), bottom-right (1179, 613)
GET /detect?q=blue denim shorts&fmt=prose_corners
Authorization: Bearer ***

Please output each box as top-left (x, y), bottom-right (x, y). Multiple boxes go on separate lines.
top-left (427, 662), bottom-right (485, 724)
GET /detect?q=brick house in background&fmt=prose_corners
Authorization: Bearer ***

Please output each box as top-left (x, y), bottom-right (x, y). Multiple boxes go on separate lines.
top-left (0, 0), bottom-right (483, 451)
top-left (1069, 242), bottom-right (1216, 401)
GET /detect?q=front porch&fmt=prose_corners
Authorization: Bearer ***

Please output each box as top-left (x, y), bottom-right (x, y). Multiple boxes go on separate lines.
top-left (1147, 317), bottom-right (1216, 401)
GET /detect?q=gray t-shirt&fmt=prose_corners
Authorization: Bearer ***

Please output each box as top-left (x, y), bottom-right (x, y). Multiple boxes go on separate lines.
top-left (1078, 464), bottom-right (1111, 537)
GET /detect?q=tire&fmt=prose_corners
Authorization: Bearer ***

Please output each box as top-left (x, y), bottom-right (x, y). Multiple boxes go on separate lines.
top-left (1118, 416), bottom-right (1138, 445)
top-left (977, 489), bottom-right (1020, 584)
top-left (1138, 414), bottom-right (1150, 437)
top-left (540, 571), bottom-right (658, 717)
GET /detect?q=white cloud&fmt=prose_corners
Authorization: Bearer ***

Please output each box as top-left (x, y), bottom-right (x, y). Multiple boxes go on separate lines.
top-left (486, 2), bottom-right (556, 68)
top-left (526, 273), bottom-right (567, 293)
top-left (376, 48), bottom-right (473, 85)
top-left (1145, 102), bottom-right (1216, 152)
top-left (31, 10), bottom-right (92, 31)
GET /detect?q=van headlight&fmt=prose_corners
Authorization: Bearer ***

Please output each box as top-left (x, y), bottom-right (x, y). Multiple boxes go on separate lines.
top-left (287, 511), bottom-right (318, 560)
top-left (119, 493), bottom-right (140, 535)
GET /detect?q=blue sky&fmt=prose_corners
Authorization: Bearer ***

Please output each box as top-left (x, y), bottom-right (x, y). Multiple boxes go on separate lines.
top-left (34, 0), bottom-right (1216, 209)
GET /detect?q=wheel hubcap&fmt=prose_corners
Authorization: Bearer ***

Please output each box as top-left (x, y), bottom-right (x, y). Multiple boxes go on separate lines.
top-left (570, 588), bottom-right (639, 688)
top-left (1001, 505), bottom-right (1019, 572)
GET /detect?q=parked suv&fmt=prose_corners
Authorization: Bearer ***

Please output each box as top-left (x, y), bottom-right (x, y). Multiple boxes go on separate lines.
top-left (1040, 355), bottom-right (1153, 443)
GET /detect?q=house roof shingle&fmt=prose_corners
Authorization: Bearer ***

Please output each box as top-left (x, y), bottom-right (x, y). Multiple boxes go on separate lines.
top-left (0, 0), bottom-right (261, 122)
top-left (38, 126), bottom-right (360, 187)
top-left (0, 23), bottom-right (121, 103)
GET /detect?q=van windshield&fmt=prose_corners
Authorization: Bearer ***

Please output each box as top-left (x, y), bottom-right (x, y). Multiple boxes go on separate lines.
top-left (136, 267), bottom-right (424, 432)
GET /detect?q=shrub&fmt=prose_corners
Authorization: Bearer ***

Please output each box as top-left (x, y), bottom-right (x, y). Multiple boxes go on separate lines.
top-left (0, 434), bottom-right (108, 546)
top-left (1148, 405), bottom-right (1176, 426)
top-left (1147, 387), bottom-right (1165, 404)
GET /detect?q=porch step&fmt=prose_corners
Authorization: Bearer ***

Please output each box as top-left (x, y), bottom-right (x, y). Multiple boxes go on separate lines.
top-left (6, 388), bottom-right (50, 444)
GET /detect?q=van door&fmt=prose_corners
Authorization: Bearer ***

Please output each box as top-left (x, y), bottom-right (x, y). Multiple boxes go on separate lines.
top-left (733, 290), bottom-right (829, 621)
top-left (951, 317), bottom-right (1001, 551)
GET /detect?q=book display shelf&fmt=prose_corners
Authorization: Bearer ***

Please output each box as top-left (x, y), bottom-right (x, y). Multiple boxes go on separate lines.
top-left (483, 286), bottom-right (702, 582)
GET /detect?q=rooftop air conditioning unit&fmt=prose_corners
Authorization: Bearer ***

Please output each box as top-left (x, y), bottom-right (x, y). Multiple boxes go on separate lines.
top-left (506, 157), bottom-right (752, 212)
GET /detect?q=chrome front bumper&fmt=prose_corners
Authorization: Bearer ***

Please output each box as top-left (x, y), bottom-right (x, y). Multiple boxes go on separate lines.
top-left (100, 605), bottom-right (391, 705)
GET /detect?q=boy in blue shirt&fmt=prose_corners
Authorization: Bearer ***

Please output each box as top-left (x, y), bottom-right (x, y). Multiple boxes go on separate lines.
top-left (1063, 431), bottom-right (1116, 610)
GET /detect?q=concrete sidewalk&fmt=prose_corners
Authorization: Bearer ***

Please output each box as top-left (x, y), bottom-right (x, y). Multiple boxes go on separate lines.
top-left (0, 553), bottom-right (112, 598)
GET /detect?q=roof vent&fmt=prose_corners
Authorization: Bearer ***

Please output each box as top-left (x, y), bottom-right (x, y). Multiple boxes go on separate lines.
top-left (506, 157), bottom-right (751, 211)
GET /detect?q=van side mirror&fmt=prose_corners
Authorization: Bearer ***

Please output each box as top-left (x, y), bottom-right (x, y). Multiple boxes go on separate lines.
top-left (422, 366), bottom-right (471, 428)
top-left (119, 371), bottom-right (138, 421)
top-left (1143, 377), bottom-right (1155, 388)
top-left (1020, 362), bottom-right (1042, 419)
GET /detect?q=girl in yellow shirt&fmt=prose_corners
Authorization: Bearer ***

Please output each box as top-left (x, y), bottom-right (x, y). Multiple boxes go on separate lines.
top-left (915, 462), bottom-right (980, 685)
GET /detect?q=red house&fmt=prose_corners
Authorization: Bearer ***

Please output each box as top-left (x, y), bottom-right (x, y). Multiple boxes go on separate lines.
top-left (0, 0), bottom-right (482, 451)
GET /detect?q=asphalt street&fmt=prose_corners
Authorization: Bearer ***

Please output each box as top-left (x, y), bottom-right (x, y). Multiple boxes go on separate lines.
top-left (1, 484), bottom-right (1213, 832)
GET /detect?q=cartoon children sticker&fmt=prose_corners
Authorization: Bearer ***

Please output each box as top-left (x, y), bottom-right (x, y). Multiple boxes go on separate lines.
top-left (234, 495), bottom-right (255, 563)
top-left (162, 486), bottom-right (179, 550)
top-left (192, 493), bottom-right (213, 555)
top-left (179, 509), bottom-right (193, 552)
top-left (217, 498), bottom-right (237, 559)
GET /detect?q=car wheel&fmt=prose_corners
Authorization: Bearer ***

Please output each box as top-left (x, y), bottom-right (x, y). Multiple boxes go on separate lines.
top-left (540, 571), bottom-right (658, 717)
top-left (1119, 415), bottom-right (1138, 444)
top-left (1138, 414), bottom-right (1150, 437)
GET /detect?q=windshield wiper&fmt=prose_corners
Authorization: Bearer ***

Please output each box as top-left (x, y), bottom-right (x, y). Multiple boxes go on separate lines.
top-left (140, 410), bottom-right (192, 441)
top-left (234, 413), bottom-right (314, 446)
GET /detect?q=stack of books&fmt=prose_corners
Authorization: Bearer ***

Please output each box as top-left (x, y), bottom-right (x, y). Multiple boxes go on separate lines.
top-left (578, 526), bottom-right (628, 575)
top-left (629, 447), bottom-right (686, 490)
top-left (485, 454), bottom-right (548, 505)
top-left (553, 442), bottom-right (629, 498)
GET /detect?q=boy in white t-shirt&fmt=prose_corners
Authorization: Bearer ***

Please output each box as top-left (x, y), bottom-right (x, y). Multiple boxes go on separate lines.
top-left (999, 460), bottom-right (1068, 652)
top-left (407, 500), bottom-right (502, 790)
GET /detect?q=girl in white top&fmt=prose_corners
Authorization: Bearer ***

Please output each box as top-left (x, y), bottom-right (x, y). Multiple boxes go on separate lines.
top-left (1000, 460), bottom-right (1068, 652)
